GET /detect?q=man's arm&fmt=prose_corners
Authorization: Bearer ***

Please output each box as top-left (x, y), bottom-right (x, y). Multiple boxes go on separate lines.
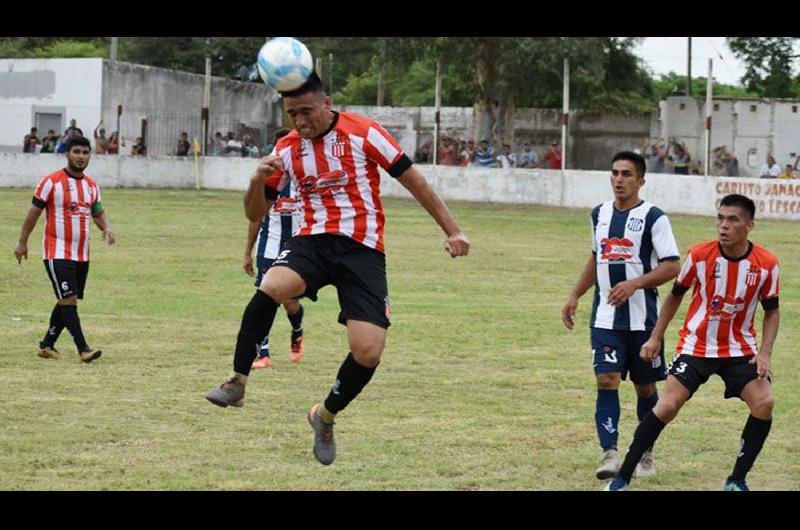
top-left (640, 290), bottom-right (685, 361)
top-left (92, 211), bottom-right (116, 245)
top-left (607, 259), bottom-right (681, 306)
top-left (395, 165), bottom-right (469, 257)
top-left (244, 156), bottom-right (280, 222)
top-left (14, 205), bottom-right (44, 263)
top-left (244, 220), bottom-right (261, 276)
top-left (749, 308), bottom-right (779, 379)
top-left (562, 253), bottom-right (597, 330)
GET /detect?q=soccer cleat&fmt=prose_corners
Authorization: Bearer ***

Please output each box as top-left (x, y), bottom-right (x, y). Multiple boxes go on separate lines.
top-left (596, 449), bottom-right (621, 480)
top-left (205, 377), bottom-right (246, 408)
top-left (724, 478), bottom-right (750, 491)
top-left (290, 336), bottom-right (304, 363)
top-left (251, 355), bottom-right (272, 370)
top-left (634, 450), bottom-right (656, 478)
top-left (79, 349), bottom-right (102, 363)
top-left (603, 477), bottom-right (629, 491)
top-left (37, 343), bottom-right (60, 359)
top-left (308, 404), bottom-right (336, 465)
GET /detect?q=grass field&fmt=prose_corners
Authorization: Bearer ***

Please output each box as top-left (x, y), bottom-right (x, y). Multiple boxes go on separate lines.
top-left (0, 187), bottom-right (797, 490)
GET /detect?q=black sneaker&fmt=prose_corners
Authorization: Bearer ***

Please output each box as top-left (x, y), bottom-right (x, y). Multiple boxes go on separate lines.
top-left (205, 377), bottom-right (246, 408)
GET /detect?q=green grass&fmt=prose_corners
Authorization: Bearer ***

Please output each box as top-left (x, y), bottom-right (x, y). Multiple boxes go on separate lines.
top-left (0, 188), bottom-right (797, 490)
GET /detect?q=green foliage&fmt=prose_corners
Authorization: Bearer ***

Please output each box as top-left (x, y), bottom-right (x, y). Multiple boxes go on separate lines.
top-left (728, 37), bottom-right (798, 98)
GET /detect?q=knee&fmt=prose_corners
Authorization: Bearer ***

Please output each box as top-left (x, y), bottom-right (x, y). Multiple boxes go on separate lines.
top-left (751, 394), bottom-right (775, 419)
top-left (635, 383), bottom-right (657, 399)
top-left (596, 373), bottom-right (621, 390)
top-left (261, 284), bottom-right (289, 305)
top-left (350, 341), bottom-right (384, 368)
top-left (653, 398), bottom-right (681, 423)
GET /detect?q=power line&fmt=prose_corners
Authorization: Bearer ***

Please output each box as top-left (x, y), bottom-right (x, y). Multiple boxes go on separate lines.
top-left (706, 37), bottom-right (739, 83)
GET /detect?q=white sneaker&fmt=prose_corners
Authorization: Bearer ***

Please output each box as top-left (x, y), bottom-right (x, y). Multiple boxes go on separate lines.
top-left (634, 450), bottom-right (656, 478)
top-left (596, 449), bottom-right (621, 480)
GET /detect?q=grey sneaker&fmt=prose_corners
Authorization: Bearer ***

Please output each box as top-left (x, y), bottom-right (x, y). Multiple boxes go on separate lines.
top-left (596, 449), bottom-right (621, 480)
top-left (205, 377), bottom-right (245, 408)
top-left (308, 404), bottom-right (336, 465)
top-left (634, 450), bottom-right (656, 478)
top-left (79, 349), bottom-right (102, 363)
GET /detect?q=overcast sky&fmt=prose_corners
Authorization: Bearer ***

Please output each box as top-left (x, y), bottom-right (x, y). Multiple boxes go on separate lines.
top-left (634, 37), bottom-right (746, 86)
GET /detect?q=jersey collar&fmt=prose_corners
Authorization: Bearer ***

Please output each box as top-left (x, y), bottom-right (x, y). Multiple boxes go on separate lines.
top-left (313, 111), bottom-right (339, 140)
top-left (718, 240), bottom-right (753, 262)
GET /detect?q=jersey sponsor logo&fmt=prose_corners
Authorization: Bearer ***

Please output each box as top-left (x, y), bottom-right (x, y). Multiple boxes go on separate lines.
top-left (67, 201), bottom-right (91, 218)
top-left (626, 217), bottom-right (644, 232)
top-left (599, 237), bottom-right (634, 261)
top-left (298, 170), bottom-right (349, 198)
top-left (746, 267), bottom-right (761, 287)
top-left (708, 294), bottom-right (745, 320)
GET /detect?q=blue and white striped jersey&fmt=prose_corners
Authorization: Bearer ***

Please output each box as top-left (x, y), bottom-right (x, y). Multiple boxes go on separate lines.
top-left (256, 181), bottom-right (301, 260)
top-left (590, 200), bottom-right (679, 331)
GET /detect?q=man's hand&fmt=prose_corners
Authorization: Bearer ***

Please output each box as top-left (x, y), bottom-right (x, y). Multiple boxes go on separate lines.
top-left (102, 229), bottom-right (116, 245)
top-left (749, 353), bottom-right (773, 380)
top-left (444, 232), bottom-right (470, 258)
top-left (640, 337), bottom-right (662, 362)
top-left (607, 279), bottom-right (638, 306)
top-left (14, 242), bottom-right (28, 264)
top-left (243, 254), bottom-right (255, 277)
top-left (562, 295), bottom-right (579, 330)
top-left (255, 155), bottom-right (283, 179)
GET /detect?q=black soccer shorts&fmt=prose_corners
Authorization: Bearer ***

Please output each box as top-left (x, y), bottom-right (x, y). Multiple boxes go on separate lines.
top-left (43, 259), bottom-right (90, 300)
top-left (668, 354), bottom-right (767, 400)
top-left (272, 234), bottom-right (390, 329)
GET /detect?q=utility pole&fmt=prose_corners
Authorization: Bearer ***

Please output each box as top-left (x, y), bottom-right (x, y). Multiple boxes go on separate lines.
top-left (110, 37), bottom-right (118, 61)
top-left (687, 37), bottom-right (692, 96)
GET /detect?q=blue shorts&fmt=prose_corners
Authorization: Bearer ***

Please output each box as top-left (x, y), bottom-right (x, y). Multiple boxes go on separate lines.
top-left (254, 257), bottom-right (275, 287)
top-left (590, 328), bottom-right (667, 385)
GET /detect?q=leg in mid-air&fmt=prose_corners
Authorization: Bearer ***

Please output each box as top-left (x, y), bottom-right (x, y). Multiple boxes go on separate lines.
top-left (250, 334), bottom-right (271, 370)
top-left (284, 299), bottom-right (304, 363)
top-left (308, 319), bottom-right (385, 466)
top-left (724, 374), bottom-right (774, 491)
top-left (206, 266), bottom-right (305, 407)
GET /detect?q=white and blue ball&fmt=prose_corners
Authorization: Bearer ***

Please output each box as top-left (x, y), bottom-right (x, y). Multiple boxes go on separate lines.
top-left (257, 37), bottom-right (313, 92)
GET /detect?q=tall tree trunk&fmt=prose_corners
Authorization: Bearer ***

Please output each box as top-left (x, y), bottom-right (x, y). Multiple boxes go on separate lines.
top-left (475, 41), bottom-right (499, 144)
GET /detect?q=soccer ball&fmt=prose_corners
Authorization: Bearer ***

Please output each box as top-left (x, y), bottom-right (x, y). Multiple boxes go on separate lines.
top-left (257, 37), bottom-right (313, 92)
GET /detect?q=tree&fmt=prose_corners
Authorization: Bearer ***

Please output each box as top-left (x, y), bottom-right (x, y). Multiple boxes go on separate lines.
top-left (727, 37), bottom-right (798, 98)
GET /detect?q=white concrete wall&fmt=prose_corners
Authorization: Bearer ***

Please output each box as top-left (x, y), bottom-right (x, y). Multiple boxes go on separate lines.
top-left (2, 154), bottom-right (798, 221)
top-left (0, 58), bottom-right (103, 148)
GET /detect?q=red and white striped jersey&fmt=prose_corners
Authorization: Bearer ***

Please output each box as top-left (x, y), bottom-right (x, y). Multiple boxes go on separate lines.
top-left (264, 111), bottom-right (411, 253)
top-left (674, 240), bottom-right (780, 358)
top-left (33, 169), bottom-right (102, 262)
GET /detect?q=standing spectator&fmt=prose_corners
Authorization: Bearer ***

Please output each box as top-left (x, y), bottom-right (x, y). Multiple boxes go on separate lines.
top-left (520, 142), bottom-right (540, 168)
top-left (438, 135), bottom-right (457, 166)
top-left (669, 141), bottom-right (690, 175)
top-left (64, 119), bottom-right (83, 138)
top-left (208, 132), bottom-right (226, 156)
top-left (720, 148), bottom-right (739, 177)
top-left (94, 123), bottom-right (108, 154)
top-left (779, 164), bottom-right (795, 179)
top-left (107, 132), bottom-right (119, 155)
top-left (226, 132), bottom-right (243, 156)
top-left (414, 139), bottom-right (432, 163)
top-left (544, 142), bottom-right (563, 169)
top-left (131, 137), bottom-right (147, 156)
top-left (40, 130), bottom-right (58, 153)
top-left (242, 135), bottom-right (259, 158)
top-left (176, 132), bottom-right (191, 156)
top-left (473, 139), bottom-right (496, 168)
top-left (459, 139), bottom-right (475, 167)
top-left (497, 144), bottom-right (517, 168)
top-left (644, 143), bottom-right (667, 174)
top-left (759, 155), bottom-right (780, 178)
top-left (56, 127), bottom-right (81, 154)
top-left (23, 127), bottom-right (39, 153)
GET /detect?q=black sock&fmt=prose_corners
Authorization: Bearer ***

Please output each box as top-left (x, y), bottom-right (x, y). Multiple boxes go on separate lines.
top-left (233, 290), bottom-right (279, 376)
top-left (618, 410), bottom-right (667, 483)
top-left (730, 415), bottom-right (772, 481)
top-left (42, 304), bottom-right (64, 347)
top-left (60, 304), bottom-right (89, 352)
top-left (287, 304), bottom-right (304, 342)
top-left (323, 352), bottom-right (377, 414)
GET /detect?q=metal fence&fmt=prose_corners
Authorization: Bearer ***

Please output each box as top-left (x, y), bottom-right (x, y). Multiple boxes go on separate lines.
top-left (138, 114), bottom-right (269, 157)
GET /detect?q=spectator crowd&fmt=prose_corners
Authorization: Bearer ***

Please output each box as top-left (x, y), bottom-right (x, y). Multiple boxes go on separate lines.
top-left (413, 135), bottom-right (564, 170)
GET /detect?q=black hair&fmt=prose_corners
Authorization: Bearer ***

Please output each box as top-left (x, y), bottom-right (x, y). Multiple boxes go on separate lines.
top-left (66, 135), bottom-right (91, 151)
top-left (612, 151), bottom-right (646, 178)
top-left (280, 71), bottom-right (325, 97)
top-left (273, 127), bottom-right (291, 143)
top-left (719, 194), bottom-right (756, 220)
